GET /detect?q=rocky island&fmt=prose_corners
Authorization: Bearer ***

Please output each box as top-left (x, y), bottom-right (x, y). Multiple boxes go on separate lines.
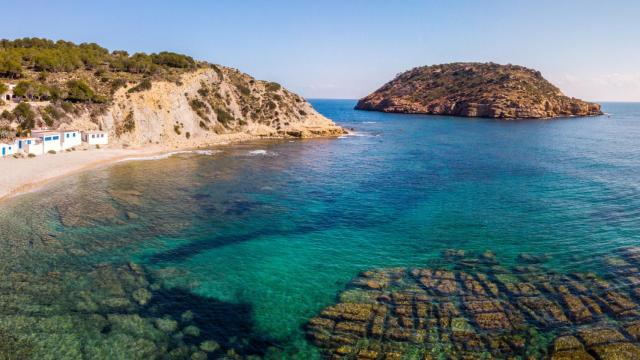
top-left (355, 62), bottom-right (603, 119)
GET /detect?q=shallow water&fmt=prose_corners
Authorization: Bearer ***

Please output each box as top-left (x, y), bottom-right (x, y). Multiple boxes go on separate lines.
top-left (0, 100), bottom-right (639, 358)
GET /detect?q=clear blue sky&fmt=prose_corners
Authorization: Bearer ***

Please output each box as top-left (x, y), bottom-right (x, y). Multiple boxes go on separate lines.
top-left (3, 0), bottom-right (640, 101)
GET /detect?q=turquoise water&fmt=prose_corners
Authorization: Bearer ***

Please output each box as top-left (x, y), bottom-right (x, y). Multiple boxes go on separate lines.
top-left (1, 100), bottom-right (640, 357)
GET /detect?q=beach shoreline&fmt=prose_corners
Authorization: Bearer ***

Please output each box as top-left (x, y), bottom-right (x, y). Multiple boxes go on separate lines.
top-left (0, 132), bottom-right (341, 204)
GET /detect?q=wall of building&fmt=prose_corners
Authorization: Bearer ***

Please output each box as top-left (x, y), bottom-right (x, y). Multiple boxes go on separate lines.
top-left (62, 132), bottom-right (82, 149)
top-left (41, 135), bottom-right (62, 153)
top-left (84, 133), bottom-right (109, 145)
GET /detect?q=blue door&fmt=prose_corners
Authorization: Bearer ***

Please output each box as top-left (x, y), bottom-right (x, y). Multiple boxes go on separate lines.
top-left (18, 140), bottom-right (22, 149)
top-left (2, 147), bottom-right (5, 156)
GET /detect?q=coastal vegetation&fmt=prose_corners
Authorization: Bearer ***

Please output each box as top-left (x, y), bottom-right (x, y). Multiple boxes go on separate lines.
top-left (0, 37), bottom-right (344, 143)
top-left (355, 62), bottom-right (602, 119)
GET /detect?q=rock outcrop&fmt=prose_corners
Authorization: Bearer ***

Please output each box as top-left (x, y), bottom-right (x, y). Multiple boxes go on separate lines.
top-left (355, 62), bottom-right (602, 119)
top-left (98, 66), bottom-right (345, 148)
top-left (308, 246), bottom-right (640, 358)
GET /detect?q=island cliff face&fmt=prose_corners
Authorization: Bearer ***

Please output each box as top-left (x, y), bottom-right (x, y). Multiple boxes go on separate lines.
top-left (355, 63), bottom-right (602, 119)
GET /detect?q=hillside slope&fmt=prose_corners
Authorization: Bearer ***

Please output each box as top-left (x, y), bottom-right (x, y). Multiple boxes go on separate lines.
top-left (0, 38), bottom-right (344, 146)
top-left (93, 66), bottom-right (344, 148)
top-left (355, 62), bottom-right (602, 119)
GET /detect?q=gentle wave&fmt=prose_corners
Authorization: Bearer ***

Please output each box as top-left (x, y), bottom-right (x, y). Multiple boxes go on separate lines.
top-left (339, 131), bottom-right (377, 138)
top-left (118, 150), bottom-right (221, 162)
top-left (246, 149), bottom-right (277, 156)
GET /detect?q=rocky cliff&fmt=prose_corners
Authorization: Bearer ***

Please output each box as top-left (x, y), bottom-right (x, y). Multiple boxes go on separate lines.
top-left (0, 38), bottom-right (345, 146)
top-left (355, 62), bottom-right (602, 119)
top-left (95, 66), bottom-right (344, 148)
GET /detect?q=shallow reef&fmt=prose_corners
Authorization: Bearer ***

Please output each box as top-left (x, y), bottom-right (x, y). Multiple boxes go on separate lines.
top-left (307, 246), bottom-right (640, 359)
top-left (0, 261), bottom-right (279, 359)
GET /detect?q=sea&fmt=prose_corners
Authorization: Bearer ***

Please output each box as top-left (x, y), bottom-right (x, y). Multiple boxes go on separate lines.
top-left (0, 100), bottom-right (639, 358)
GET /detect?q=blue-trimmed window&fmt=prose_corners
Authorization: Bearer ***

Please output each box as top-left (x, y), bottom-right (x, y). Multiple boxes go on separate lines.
top-left (45, 137), bottom-right (51, 141)
top-left (52, 136), bottom-right (59, 140)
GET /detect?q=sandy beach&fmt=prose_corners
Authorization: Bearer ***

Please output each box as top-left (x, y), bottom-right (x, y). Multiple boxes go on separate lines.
top-left (0, 147), bottom-right (169, 202)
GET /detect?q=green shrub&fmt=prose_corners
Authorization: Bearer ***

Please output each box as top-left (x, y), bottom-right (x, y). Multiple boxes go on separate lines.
top-left (190, 99), bottom-right (210, 120)
top-left (127, 79), bottom-right (152, 93)
top-left (41, 113), bottom-right (54, 127)
top-left (265, 82), bottom-right (281, 92)
top-left (173, 124), bottom-right (181, 135)
top-left (185, 132), bottom-right (190, 139)
top-left (122, 111), bottom-right (135, 133)
top-left (13, 103), bottom-right (36, 130)
top-left (0, 83), bottom-right (7, 94)
top-left (65, 79), bottom-right (94, 102)
top-left (48, 150), bottom-right (56, 154)
top-left (110, 78), bottom-right (128, 93)
top-left (215, 108), bottom-right (234, 125)
top-left (28, 153), bottom-right (36, 158)
top-left (0, 50), bottom-right (23, 78)
top-left (238, 85), bottom-right (251, 96)
top-left (197, 87), bottom-right (209, 97)
top-left (150, 51), bottom-right (195, 68)
top-left (61, 101), bottom-right (74, 113)
top-left (0, 110), bottom-right (13, 120)
top-left (189, 99), bottom-right (208, 112)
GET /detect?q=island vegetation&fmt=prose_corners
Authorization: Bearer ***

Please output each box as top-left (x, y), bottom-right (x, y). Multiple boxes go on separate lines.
top-left (355, 62), bottom-right (603, 119)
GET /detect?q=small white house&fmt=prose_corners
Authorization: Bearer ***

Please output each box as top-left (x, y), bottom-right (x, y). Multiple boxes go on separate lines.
top-left (1, 83), bottom-right (14, 102)
top-left (15, 137), bottom-right (33, 152)
top-left (31, 130), bottom-right (62, 153)
top-left (15, 137), bottom-right (43, 156)
top-left (82, 131), bottom-right (109, 145)
top-left (61, 130), bottom-right (82, 150)
top-left (0, 142), bottom-right (16, 157)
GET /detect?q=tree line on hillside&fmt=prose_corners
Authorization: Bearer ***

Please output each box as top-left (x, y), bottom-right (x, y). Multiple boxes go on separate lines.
top-left (0, 38), bottom-right (197, 78)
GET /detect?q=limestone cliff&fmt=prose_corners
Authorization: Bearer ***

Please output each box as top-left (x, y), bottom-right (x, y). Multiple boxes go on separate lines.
top-left (93, 66), bottom-right (344, 148)
top-left (355, 62), bottom-right (602, 119)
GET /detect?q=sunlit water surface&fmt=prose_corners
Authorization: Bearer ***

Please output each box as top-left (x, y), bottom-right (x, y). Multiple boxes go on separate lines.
top-left (0, 101), bottom-right (639, 357)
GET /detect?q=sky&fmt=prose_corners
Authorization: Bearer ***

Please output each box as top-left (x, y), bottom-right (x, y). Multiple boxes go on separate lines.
top-left (2, 0), bottom-right (640, 101)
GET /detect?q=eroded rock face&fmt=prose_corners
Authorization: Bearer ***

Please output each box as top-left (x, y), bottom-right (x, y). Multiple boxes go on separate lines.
top-left (355, 62), bottom-right (603, 119)
top-left (307, 246), bottom-right (640, 359)
top-left (103, 67), bottom-right (346, 149)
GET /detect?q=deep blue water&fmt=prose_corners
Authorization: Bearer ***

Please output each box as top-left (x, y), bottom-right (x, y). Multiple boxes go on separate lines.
top-left (0, 100), bottom-right (639, 357)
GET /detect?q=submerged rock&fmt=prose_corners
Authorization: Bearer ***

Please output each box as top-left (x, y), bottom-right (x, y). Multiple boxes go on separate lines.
top-left (307, 247), bottom-right (640, 358)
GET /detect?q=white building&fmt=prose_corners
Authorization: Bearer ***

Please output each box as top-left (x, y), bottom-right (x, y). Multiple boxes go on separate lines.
top-left (82, 131), bottom-right (109, 145)
top-left (1, 84), bottom-right (13, 102)
top-left (0, 142), bottom-right (16, 157)
top-left (31, 130), bottom-right (62, 153)
top-left (61, 130), bottom-right (82, 150)
top-left (15, 137), bottom-right (43, 156)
